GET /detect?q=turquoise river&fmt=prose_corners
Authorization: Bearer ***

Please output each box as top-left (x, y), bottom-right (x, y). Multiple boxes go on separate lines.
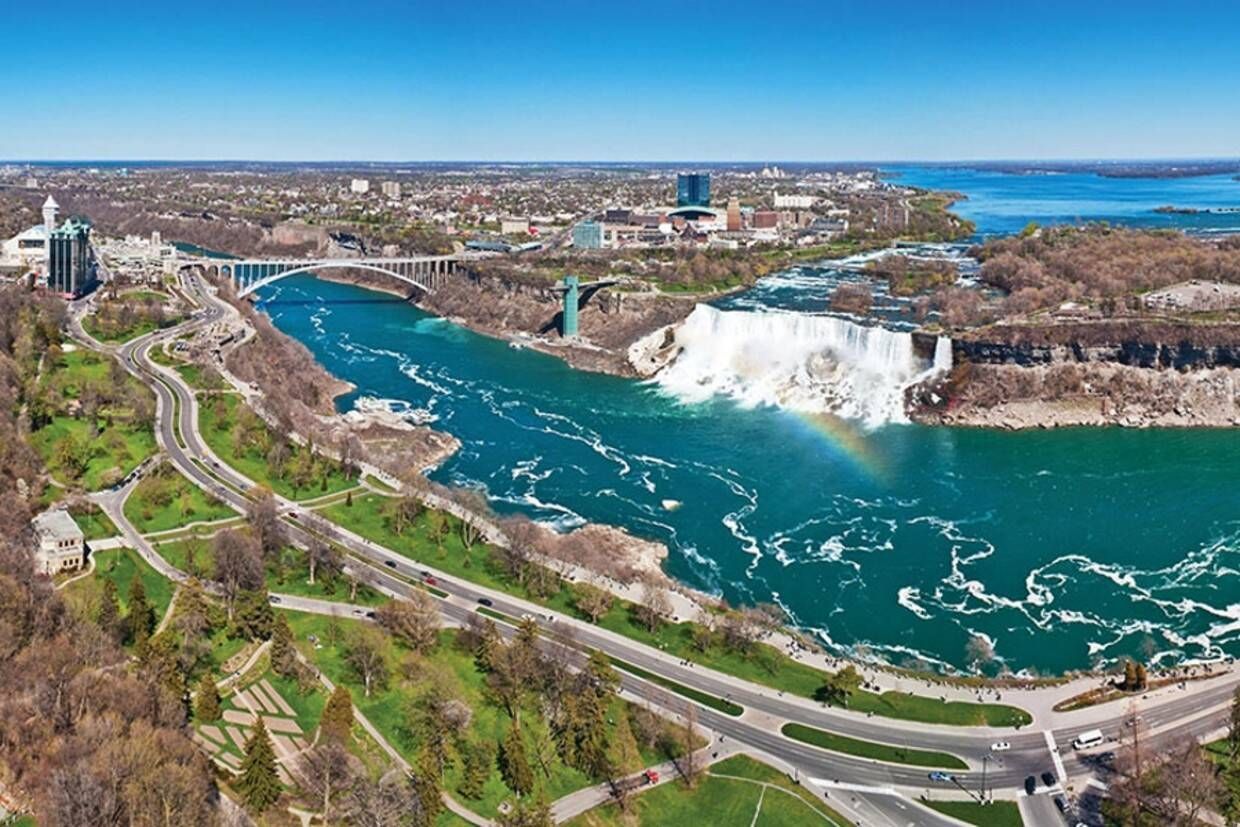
top-left (255, 166), bottom-right (1240, 675)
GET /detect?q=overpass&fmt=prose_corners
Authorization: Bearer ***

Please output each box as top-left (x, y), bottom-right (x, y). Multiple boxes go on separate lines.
top-left (189, 254), bottom-right (467, 298)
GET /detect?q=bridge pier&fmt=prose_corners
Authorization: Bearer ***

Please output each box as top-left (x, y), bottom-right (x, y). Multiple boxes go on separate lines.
top-left (561, 275), bottom-right (579, 338)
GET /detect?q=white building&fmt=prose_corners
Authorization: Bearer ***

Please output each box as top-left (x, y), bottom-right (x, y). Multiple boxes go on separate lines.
top-left (32, 510), bottom-right (85, 575)
top-left (500, 217), bottom-right (530, 235)
top-left (349, 178), bottom-right (370, 194)
top-left (381, 180), bottom-right (401, 198)
top-left (774, 191), bottom-right (816, 209)
top-left (0, 195), bottom-right (58, 272)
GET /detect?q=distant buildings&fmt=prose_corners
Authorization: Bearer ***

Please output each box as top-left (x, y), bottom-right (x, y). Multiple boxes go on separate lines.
top-left (32, 510), bottom-right (85, 575)
top-left (726, 197), bottom-right (741, 232)
top-left (500, 217), bottom-right (531, 235)
top-left (774, 191), bottom-right (816, 209)
top-left (676, 172), bottom-right (711, 208)
top-left (572, 220), bottom-right (604, 250)
top-left (381, 180), bottom-right (401, 198)
top-left (350, 178), bottom-right (370, 194)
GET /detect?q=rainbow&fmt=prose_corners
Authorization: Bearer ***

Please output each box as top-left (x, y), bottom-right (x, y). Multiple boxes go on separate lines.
top-left (791, 411), bottom-right (888, 483)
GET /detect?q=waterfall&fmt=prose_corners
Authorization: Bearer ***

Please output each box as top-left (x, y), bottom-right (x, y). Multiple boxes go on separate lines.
top-left (656, 305), bottom-right (942, 427)
top-left (933, 335), bottom-right (953, 371)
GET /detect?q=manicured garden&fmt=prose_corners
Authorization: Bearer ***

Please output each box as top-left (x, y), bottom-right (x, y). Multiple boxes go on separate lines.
top-left (68, 502), bottom-right (119, 540)
top-left (66, 547), bottom-right (174, 624)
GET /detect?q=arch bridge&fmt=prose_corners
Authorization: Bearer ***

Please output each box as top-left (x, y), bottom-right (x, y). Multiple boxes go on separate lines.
top-left (193, 255), bottom-right (465, 298)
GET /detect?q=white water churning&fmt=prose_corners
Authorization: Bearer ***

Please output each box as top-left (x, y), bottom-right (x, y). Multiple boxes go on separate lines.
top-left (656, 305), bottom-right (951, 427)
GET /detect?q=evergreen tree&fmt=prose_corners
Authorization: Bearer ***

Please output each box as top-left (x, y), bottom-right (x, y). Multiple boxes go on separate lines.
top-left (270, 612), bottom-right (297, 677)
top-left (586, 649), bottom-right (620, 699)
top-left (98, 577), bottom-right (121, 641)
top-left (474, 618), bottom-right (501, 672)
top-left (458, 739), bottom-right (493, 800)
top-left (1134, 662), bottom-right (1148, 691)
top-left (196, 672), bottom-right (221, 722)
top-left (237, 717), bottom-right (282, 812)
top-left (412, 748), bottom-right (444, 825)
top-left (127, 575), bottom-right (155, 646)
top-left (142, 630), bottom-right (186, 702)
top-left (500, 720), bottom-right (534, 797)
top-left (231, 589), bottom-right (274, 639)
top-left (611, 709), bottom-right (643, 775)
top-left (320, 685), bottom-right (354, 743)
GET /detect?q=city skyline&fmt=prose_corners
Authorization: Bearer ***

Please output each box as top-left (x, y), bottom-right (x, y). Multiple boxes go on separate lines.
top-left (7, 0), bottom-right (1240, 162)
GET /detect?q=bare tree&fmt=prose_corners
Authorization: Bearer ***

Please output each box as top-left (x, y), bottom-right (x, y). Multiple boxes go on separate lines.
top-left (634, 579), bottom-right (674, 632)
top-left (212, 529), bottom-right (264, 620)
top-left (247, 487), bottom-right (285, 558)
top-left (306, 536), bottom-right (342, 586)
top-left (297, 741), bottom-right (355, 824)
top-left (343, 626), bottom-right (390, 697)
top-left (373, 592), bottom-right (440, 655)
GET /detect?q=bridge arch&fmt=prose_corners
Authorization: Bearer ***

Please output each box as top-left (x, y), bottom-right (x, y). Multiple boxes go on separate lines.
top-left (233, 259), bottom-right (450, 298)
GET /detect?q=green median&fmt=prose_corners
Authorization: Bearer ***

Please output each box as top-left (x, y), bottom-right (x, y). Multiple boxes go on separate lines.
top-left (608, 656), bottom-right (743, 717)
top-left (781, 722), bottom-right (968, 770)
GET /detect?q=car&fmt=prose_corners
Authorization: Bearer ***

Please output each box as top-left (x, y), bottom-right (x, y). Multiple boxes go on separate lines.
top-left (477, 598), bottom-right (494, 607)
top-left (927, 772), bottom-right (953, 783)
top-left (365, 611), bottom-right (375, 619)
top-left (384, 560), bottom-right (397, 568)
top-left (990, 741), bottom-right (1011, 752)
top-left (268, 595), bottom-right (281, 604)
top-left (1053, 795), bottom-right (1068, 813)
top-left (1041, 771), bottom-right (1056, 788)
top-left (425, 576), bottom-right (437, 586)
top-left (421, 570), bottom-right (431, 578)
top-left (1024, 776), bottom-right (1037, 795)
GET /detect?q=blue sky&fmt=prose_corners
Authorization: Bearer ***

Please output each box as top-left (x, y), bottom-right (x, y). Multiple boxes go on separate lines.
top-left (5, 0), bottom-right (1238, 161)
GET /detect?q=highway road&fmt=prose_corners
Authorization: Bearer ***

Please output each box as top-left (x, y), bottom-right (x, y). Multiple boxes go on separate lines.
top-left (74, 264), bottom-right (1240, 825)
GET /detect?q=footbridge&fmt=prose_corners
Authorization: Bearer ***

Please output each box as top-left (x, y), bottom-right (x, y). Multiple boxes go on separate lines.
top-left (190, 254), bottom-right (467, 298)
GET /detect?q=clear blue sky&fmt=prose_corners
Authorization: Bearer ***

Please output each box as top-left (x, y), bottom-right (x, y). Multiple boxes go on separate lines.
top-left (6, 0), bottom-right (1238, 161)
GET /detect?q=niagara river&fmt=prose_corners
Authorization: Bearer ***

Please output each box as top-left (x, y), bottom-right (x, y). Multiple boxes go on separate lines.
top-left (254, 166), bottom-right (1240, 676)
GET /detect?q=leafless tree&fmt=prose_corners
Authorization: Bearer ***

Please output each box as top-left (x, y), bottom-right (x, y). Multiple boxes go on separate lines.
top-left (373, 592), bottom-right (440, 655)
top-left (212, 529), bottom-right (264, 620)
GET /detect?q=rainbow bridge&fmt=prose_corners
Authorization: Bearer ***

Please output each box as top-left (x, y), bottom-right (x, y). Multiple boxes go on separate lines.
top-left (192, 254), bottom-right (467, 298)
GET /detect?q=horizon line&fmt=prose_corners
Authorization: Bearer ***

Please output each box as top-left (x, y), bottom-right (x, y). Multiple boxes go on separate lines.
top-left (4, 156), bottom-right (1240, 166)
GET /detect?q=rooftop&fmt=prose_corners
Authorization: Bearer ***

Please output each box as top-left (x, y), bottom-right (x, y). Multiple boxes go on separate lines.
top-left (33, 509), bottom-right (83, 541)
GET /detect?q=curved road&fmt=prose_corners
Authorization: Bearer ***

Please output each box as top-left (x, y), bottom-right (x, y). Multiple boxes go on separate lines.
top-left (91, 266), bottom-right (1240, 825)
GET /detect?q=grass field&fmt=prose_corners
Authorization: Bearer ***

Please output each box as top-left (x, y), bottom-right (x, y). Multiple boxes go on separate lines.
top-left (780, 722), bottom-right (967, 769)
top-left (319, 494), bottom-right (1030, 728)
top-left (199, 393), bottom-right (355, 500)
top-left (568, 754), bottom-right (854, 826)
top-left (124, 465), bottom-right (237, 533)
top-left (284, 613), bottom-right (680, 820)
top-left (156, 538), bottom-right (386, 606)
top-left (923, 799), bottom-right (1024, 827)
top-left (65, 547), bottom-right (175, 625)
top-left (68, 502), bottom-right (119, 540)
top-left (33, 348), bottom-right (158, 491)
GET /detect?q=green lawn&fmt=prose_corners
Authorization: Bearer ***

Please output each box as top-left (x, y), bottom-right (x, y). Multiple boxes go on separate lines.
top-left (284, 613), bottom-right (679, 820)
top-left (780, 722), bottom-right (967, 769)
top-left (82, 314), bottom-right (164, 344)
top-left (33, 348), bottom-right (158, 491)
top-left (923, 799), bottom-right (1024, 827)
top-left (320, 495), bottom-right (1030, 728)
top-left (66, 547), bottom-right (174, 624)
top-left (199, 393), bottom-right (355, 500)
top-left (569, 754), bottom-right (853, 827)
top-left (124, 464), bottom-right (237, 533)
top-left (69, 502), bottom-right (119, 540)
top-left (32, 415), bottom-right (157, 492)
top-left (156, 538), bottom-right (385, 606)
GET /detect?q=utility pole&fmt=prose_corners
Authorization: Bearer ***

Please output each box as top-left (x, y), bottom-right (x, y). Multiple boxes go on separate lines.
top-left (981, 755), bottom-right (988, 803)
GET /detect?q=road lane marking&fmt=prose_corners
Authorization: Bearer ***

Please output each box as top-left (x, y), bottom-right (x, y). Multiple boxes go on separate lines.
top-left (808, 779), bottom-right (899, 796)
top-left (1044, 729), bottom-right (1067, 783)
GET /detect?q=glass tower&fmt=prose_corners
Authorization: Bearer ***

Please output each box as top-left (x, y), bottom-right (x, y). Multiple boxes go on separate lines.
top-left (676, 173), bottom-right (711, 207)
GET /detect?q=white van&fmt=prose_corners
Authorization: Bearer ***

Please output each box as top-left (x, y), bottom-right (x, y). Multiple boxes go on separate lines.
top-left (1072, 729), bottom-right (1105, 750)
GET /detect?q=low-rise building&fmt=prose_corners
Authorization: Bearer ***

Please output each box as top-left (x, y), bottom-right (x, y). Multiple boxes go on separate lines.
top-left (572, 220), bottom-right (604, 250)
top-left (32, 510), bottom-right (85, 575)
top-left (350, 178), bottom-right (370, 194)
top-left (501, 217), bottom-right (530, 235)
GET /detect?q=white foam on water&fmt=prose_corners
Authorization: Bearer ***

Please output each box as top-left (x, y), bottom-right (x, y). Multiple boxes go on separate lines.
top-left (655, 305), bottom-right (950, 427)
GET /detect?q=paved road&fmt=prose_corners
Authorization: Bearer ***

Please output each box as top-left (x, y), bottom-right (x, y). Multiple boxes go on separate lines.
top-left (87, 266), bottom-right (1240, 825)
